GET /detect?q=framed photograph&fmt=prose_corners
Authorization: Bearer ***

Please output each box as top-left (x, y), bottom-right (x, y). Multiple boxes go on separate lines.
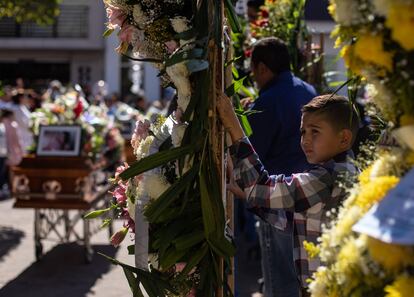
top-left (36, 125), bottom-right (82, 157)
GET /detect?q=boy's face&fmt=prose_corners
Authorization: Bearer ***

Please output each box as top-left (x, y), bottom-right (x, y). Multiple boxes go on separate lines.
top-left (300, 112), bottom-right (352, 164)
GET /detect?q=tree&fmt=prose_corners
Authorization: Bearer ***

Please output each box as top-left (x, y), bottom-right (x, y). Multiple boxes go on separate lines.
top-left (0, 0), bottom-right (60, 25)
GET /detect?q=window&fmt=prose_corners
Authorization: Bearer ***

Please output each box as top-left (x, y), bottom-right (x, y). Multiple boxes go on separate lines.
top-left (0, 5), bottom-right (89, 38)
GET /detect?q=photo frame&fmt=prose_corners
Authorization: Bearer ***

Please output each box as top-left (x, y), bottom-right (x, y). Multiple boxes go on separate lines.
top-left (36, 125), bottom-right (82, 157)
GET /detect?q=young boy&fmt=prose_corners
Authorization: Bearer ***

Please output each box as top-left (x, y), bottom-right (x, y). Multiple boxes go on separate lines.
top-left (218, 94), bottom-right (359, 296)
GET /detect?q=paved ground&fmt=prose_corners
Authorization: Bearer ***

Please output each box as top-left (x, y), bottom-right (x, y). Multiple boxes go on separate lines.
top-left (0, 196), bottom-right (133, 297)
top-left (0, 195), bottom-right (261, 297)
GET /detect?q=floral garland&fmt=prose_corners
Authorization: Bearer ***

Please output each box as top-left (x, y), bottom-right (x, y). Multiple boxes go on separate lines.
top-left (306, 1), bottom-right (414, 296)
top-left (88, 1), bottom-right (239, 296)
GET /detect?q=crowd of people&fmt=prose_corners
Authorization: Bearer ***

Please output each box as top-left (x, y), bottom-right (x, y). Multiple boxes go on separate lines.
top-left (0, 78), bottom-right (175, 199)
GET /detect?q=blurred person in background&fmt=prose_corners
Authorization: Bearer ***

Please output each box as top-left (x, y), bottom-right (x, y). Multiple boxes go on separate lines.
top-left (10, 90), bottom-right (33, 153)
top-left (0, 108), bottom-right (23, 198)
top-left (105, 92), bottom-right (122, 117)
top-left (247, 0), bottom-right (265, 22)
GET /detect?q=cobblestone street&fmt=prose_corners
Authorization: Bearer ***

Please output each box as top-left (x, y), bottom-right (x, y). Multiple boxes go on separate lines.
top-left (0, 196), bottom-right (133, 297)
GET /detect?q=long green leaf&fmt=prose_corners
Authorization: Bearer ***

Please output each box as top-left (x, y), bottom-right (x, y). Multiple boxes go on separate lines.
top-left (119, 145), bottom-right (194, 180)
top-left (208, 236), bottom-right (236, 258)
top-left (199, 170), bottom-right (216, 237)
top-left (98, 253), bottom-right (177, 295)
top-left (225, 76), bottom-right (247, 97)
top-left (174, 230), bottom-right (205, 251)
top-left (177, 243), bottom-right (208, 279)
top-left (144, 165), bottom-right (199, 222)
top-left (122, 268), bottom-right (144, 297)
top-left (224, 0), bottom-right (242, 33)
top-left (159, 246), bottom-right (187, 270)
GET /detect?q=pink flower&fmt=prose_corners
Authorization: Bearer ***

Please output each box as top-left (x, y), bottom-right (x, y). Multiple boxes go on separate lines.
top-left (113, 183), bottom-right (127, 204)
top-left (165, 40), bottom-right (179, 54)
top-left (115, 162), bottom-right (129, 179)
top-left (118, 24), bottom-right (136, 44)
top-left (187, 288), bottom-right (196, 297)
top-left (125, 217), bottom-right (135, 233)
top-left (106, 5), bottom-right (126, 29)
top-left (131, 119), bottom-right (150, 149)
top-left (110, 227), bottom-right (128, 247)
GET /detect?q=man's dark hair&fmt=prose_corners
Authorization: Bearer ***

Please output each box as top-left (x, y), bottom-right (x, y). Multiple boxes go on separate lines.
top-left (302, 94), bottom-right (360, 143)
top-left (251, 37), bottom-right (291, 75)
top-left (247, 0), bottom-right (265, 9)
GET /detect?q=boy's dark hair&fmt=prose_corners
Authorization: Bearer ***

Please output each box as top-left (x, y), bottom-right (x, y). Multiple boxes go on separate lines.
top-left (302, 94), bottom-right (360, 143)
top-left (251, 37), bottom-right (291, 75)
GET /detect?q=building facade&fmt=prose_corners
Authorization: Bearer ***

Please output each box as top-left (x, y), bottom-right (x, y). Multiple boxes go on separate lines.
top-left (0, 0), bottom-right (161, 100)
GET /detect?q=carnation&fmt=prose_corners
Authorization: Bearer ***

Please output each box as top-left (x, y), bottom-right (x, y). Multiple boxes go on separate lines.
top-left (136, 135), bottom-right (154, 160)
top-left (171, 123), bottom-right (187, 147)
top-left (142, 173), bottom-right (171, 200)
top-left (329, 0), bottom-right (365, 26)
top-left (166, 62), bottom-right (191, 112)
top-left (133, 4), bottom-right (149, 26)
top-left (170, 16), bottom-right (190, 34)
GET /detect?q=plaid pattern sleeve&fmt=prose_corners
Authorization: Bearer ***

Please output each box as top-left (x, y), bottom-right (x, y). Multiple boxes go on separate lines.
top-left (230, 137), bottom-right (333, 213)
top-left (229, 137), bottom-right (357, 288)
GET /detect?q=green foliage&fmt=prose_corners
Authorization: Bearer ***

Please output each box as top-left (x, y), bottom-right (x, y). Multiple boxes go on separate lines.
top-left (0, 0), bottom-right (61, 25)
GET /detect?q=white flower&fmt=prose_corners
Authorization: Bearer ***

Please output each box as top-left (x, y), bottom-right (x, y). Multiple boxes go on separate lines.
top-left (136, 135), bottom-right (154, 160)
top-left (366, 80), bottom-right (397, 121)
top-left (170, 16), bottom-right (195, 46)
top-left (133, 4), bottom-right (148, 26)
top-left (166, 62), bottom-right (191, 112)
top-left (331, 0), bottom-right (365, 26)
top-left (171, 123), bottom-right (187, 147)
top-left (308, 267), bottom-right (328, 297)
top-left (170, 16), bottom-right (190, 34)
top-left (142, 173), bottom-right (171, 200)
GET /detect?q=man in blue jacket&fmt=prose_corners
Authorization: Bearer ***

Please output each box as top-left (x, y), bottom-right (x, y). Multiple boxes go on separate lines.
top-left (247, 37), bottom-right (317, 297)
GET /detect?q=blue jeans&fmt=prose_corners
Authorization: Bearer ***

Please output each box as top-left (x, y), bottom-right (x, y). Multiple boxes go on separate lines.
top-left (258, 219), bottom-right (299, 297)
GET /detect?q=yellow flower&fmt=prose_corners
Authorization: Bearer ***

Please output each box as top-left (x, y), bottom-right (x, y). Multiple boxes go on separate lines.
top-left (358, 165), bottom-right (373, 185)
top-left (386, 3), bottom-right (414, 51)
top-left (385, 275), bottom-right (414, 297)
top-left (367, 237), bottom-right (414, 272)
top-left (354, 34), bottom-right (394, 71)
top-left (337, 238), bottom-right (361, 274)
top-left (340, 44), bottom-right (361, 75)
top-left (354, 175), bottom-right (399, 211)
top-left (304, 241), bottom-right (320, 259)
top-left (328, 2), bottom-right (336, 18)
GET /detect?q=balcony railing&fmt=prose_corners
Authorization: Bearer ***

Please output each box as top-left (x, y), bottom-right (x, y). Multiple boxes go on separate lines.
top-left (0, 5), bottom-right (89, 38)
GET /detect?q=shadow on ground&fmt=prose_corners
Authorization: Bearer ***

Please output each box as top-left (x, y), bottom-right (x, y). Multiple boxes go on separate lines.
top-left (0, 226), bottom-right (25, 262)
top-left (0, 243), bottom-right (118, 297)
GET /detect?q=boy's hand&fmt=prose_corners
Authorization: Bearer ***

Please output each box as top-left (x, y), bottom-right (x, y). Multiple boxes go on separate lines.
top-left (217, 93), bottom-right (245, 142)
top-left (240, 97), bottom-right (253, 110)
top-left (226, 156), bottom-right (246, 199)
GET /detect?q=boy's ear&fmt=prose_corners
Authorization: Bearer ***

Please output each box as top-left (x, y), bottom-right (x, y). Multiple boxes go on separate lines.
top-left (340, 129), bottom-right (353, 148)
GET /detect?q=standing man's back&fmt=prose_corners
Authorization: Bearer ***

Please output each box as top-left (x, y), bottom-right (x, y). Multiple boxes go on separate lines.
top-left (247, 37), bottom-right (317, 297)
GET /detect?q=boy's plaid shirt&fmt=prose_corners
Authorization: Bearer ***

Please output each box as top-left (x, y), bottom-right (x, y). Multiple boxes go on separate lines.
top-left (230, 137), bottom-right (358, 287)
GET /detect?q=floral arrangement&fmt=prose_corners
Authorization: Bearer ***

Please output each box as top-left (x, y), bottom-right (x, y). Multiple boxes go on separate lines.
top-left (87, 0), bottom-right (242, 296)
top-left (306, 1), bottom-right (414, 296)
top-left (332, 0), bottom-right (414, 124)
top-left (31, 90), bottom-right (124, 164)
